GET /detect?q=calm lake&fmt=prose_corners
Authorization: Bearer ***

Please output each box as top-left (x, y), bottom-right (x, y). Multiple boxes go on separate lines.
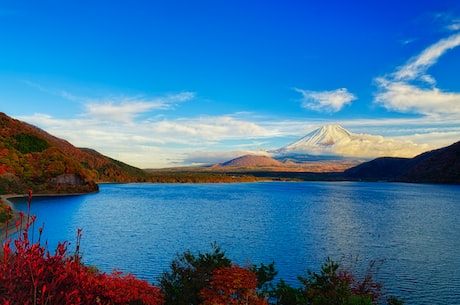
top-left (9, 182), bottom-right (460, 304)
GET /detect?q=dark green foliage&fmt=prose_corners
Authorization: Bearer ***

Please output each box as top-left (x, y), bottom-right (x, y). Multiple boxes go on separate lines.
top-left (159, 246), bottom-right (404, 305)
top-left (251, 262), bottom-right (278, 297)
top-left (274, 279), bottom-right (307, 305)
top-left (158, 243), bottom-right (232, 305)
top-left (299, 258), bottom-right (370, 305)
top-left (386, 297), bottom-right (404, 305)
top-left (258, 257), bottom-right (403, 305)
top-left (289, 257), bottom-right (400, 305)
top-left (13, 133), bottom-right (50, 154)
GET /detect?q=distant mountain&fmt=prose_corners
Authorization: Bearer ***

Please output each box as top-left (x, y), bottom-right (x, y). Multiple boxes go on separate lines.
top-left (344, 140), bottom-right (460, 184)
top-left (0, 112), bottom-right (147, 194)
top-left (215, 154), bottom-right (285, 168)
top-left (210, 153), bottom-right (361, 173)
top-left (273, 124), bottom-right (430, 159)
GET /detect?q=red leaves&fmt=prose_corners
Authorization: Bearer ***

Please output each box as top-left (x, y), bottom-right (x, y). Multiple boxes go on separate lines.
top-left (0, 192), bottom-right (164, 305)
top-left (0, 163), bottom-right (7, 175)
top-left (0, 229), bottom-right (164, 304)
top-left (0, 148), bottom-right (8, 175)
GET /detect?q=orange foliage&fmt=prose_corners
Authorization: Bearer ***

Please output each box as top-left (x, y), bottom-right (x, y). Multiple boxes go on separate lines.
top-left (200, 265), bottom-right (268, 305)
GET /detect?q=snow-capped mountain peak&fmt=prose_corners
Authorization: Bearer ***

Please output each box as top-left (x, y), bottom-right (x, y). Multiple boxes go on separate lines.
top-left (275, 124), bottom-right (353, 155)
top-left (295, 124), bottom-right (352, 147)
top-left (273, 124), bottom-right (431, 159)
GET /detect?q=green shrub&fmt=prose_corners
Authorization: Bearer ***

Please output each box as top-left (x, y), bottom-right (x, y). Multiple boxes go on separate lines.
top-left (158, 243), bottom-right (232, 305)
top-left (13, 133), bottom-right (50, 154)
top-left (159, 248), bottom-right (404, 305)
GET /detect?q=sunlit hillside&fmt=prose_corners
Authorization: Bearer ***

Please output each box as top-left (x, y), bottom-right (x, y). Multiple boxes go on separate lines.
top-left (0, 112), bottom-right (147, 194)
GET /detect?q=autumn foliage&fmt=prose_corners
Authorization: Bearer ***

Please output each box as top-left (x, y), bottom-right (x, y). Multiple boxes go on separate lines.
top-left (0, 112), bottom-right (151, 195)
top-left (0, 191), bottom-right (163, 305)
top-left (200, 265), bottom-right (268, 305)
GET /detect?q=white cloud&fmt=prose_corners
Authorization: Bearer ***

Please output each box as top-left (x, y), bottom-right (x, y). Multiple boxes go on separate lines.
top-left (84, 92), bottom-right (195, 122)
top-left (337, 117), bottom-right (460, 153)
top-left (85, 101), bottom-right (155, 122)
top-left (447, 22), bottom-right (460, 31)
top-left (150, 116), bottom-right (274, 143)
top-left (375, 32), bottom-right (460, 116)
top-left (332, 134), bottom-right (431, 159)
top-left (374, 78), bottom-right (460, 115)
top-left (393, 32), bottom-right (460, 83)
top-left (295, 88), bottom-right (356, 113)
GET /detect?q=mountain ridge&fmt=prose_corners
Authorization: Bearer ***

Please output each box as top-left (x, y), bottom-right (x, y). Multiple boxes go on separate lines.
top-left (210, 153), bottom-right (362, 173)
top-left (0, 112), bottom-right (147, 194)
top-left (216, 155), bottom-right (285, 168)
top-left (344, 140), bottom-right (460, 183)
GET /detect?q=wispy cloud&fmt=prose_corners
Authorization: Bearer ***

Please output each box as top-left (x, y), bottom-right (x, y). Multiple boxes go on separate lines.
top-left (400, 38), bottom-right (417, 46)
top-left (23, 80), bottom-right (81, 102)
top-left (295, 88), bottom-right (356, 113)
top-left (85, 92), bottom-right (195, 122)
top-left (375, 31), bottom-right (460, 116)
top-left (147, 115), bottom-right (277, 143)
top-left (447, 20), bottom-right (460, 31)
top-left (432, 12), bottom-right (460, 32)
top-left (23, 81), bottom-right (196, 123)
top-left (392, 32), bottom-right (460, 84)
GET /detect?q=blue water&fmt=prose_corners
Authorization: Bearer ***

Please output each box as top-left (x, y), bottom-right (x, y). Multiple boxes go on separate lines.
top-left (8, 182), bottom-right (460, 304)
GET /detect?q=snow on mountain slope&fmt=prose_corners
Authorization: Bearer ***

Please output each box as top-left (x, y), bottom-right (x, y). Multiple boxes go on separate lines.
top-left (273, 125), bottom-right (431, 159)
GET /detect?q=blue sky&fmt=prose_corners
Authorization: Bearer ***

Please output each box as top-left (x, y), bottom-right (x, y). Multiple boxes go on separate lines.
top-left (1, 0), bottom-right (460, 168)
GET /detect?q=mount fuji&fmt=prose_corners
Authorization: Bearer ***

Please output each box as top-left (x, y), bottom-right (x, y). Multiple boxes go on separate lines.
top-left (272, 125), bottom-right (431, 159)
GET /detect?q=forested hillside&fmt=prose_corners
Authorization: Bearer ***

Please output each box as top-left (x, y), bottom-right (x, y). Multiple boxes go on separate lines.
top-left (0, 112), bottom-right (147, 194)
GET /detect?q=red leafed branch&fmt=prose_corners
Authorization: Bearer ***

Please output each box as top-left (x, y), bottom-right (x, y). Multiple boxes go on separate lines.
top-left (0, 191), bottom-right (164, 305)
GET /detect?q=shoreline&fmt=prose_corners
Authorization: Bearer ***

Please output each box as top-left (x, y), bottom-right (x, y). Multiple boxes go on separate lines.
top-left (0, 191), bottom-right (97, 245)
top-left (0, 195), bottom-right (35, 245)
top-left (2, 190), bottom-right (99, 201)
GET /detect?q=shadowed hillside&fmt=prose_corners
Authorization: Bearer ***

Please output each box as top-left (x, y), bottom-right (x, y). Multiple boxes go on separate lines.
top-left (344, 141), bottom-right (460, 184)
top-left (0, 112), bottom-right (147, 194)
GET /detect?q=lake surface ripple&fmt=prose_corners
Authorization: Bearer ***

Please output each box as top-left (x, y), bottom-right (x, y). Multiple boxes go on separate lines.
top-left (10, 182), bottom-right (460, 304)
